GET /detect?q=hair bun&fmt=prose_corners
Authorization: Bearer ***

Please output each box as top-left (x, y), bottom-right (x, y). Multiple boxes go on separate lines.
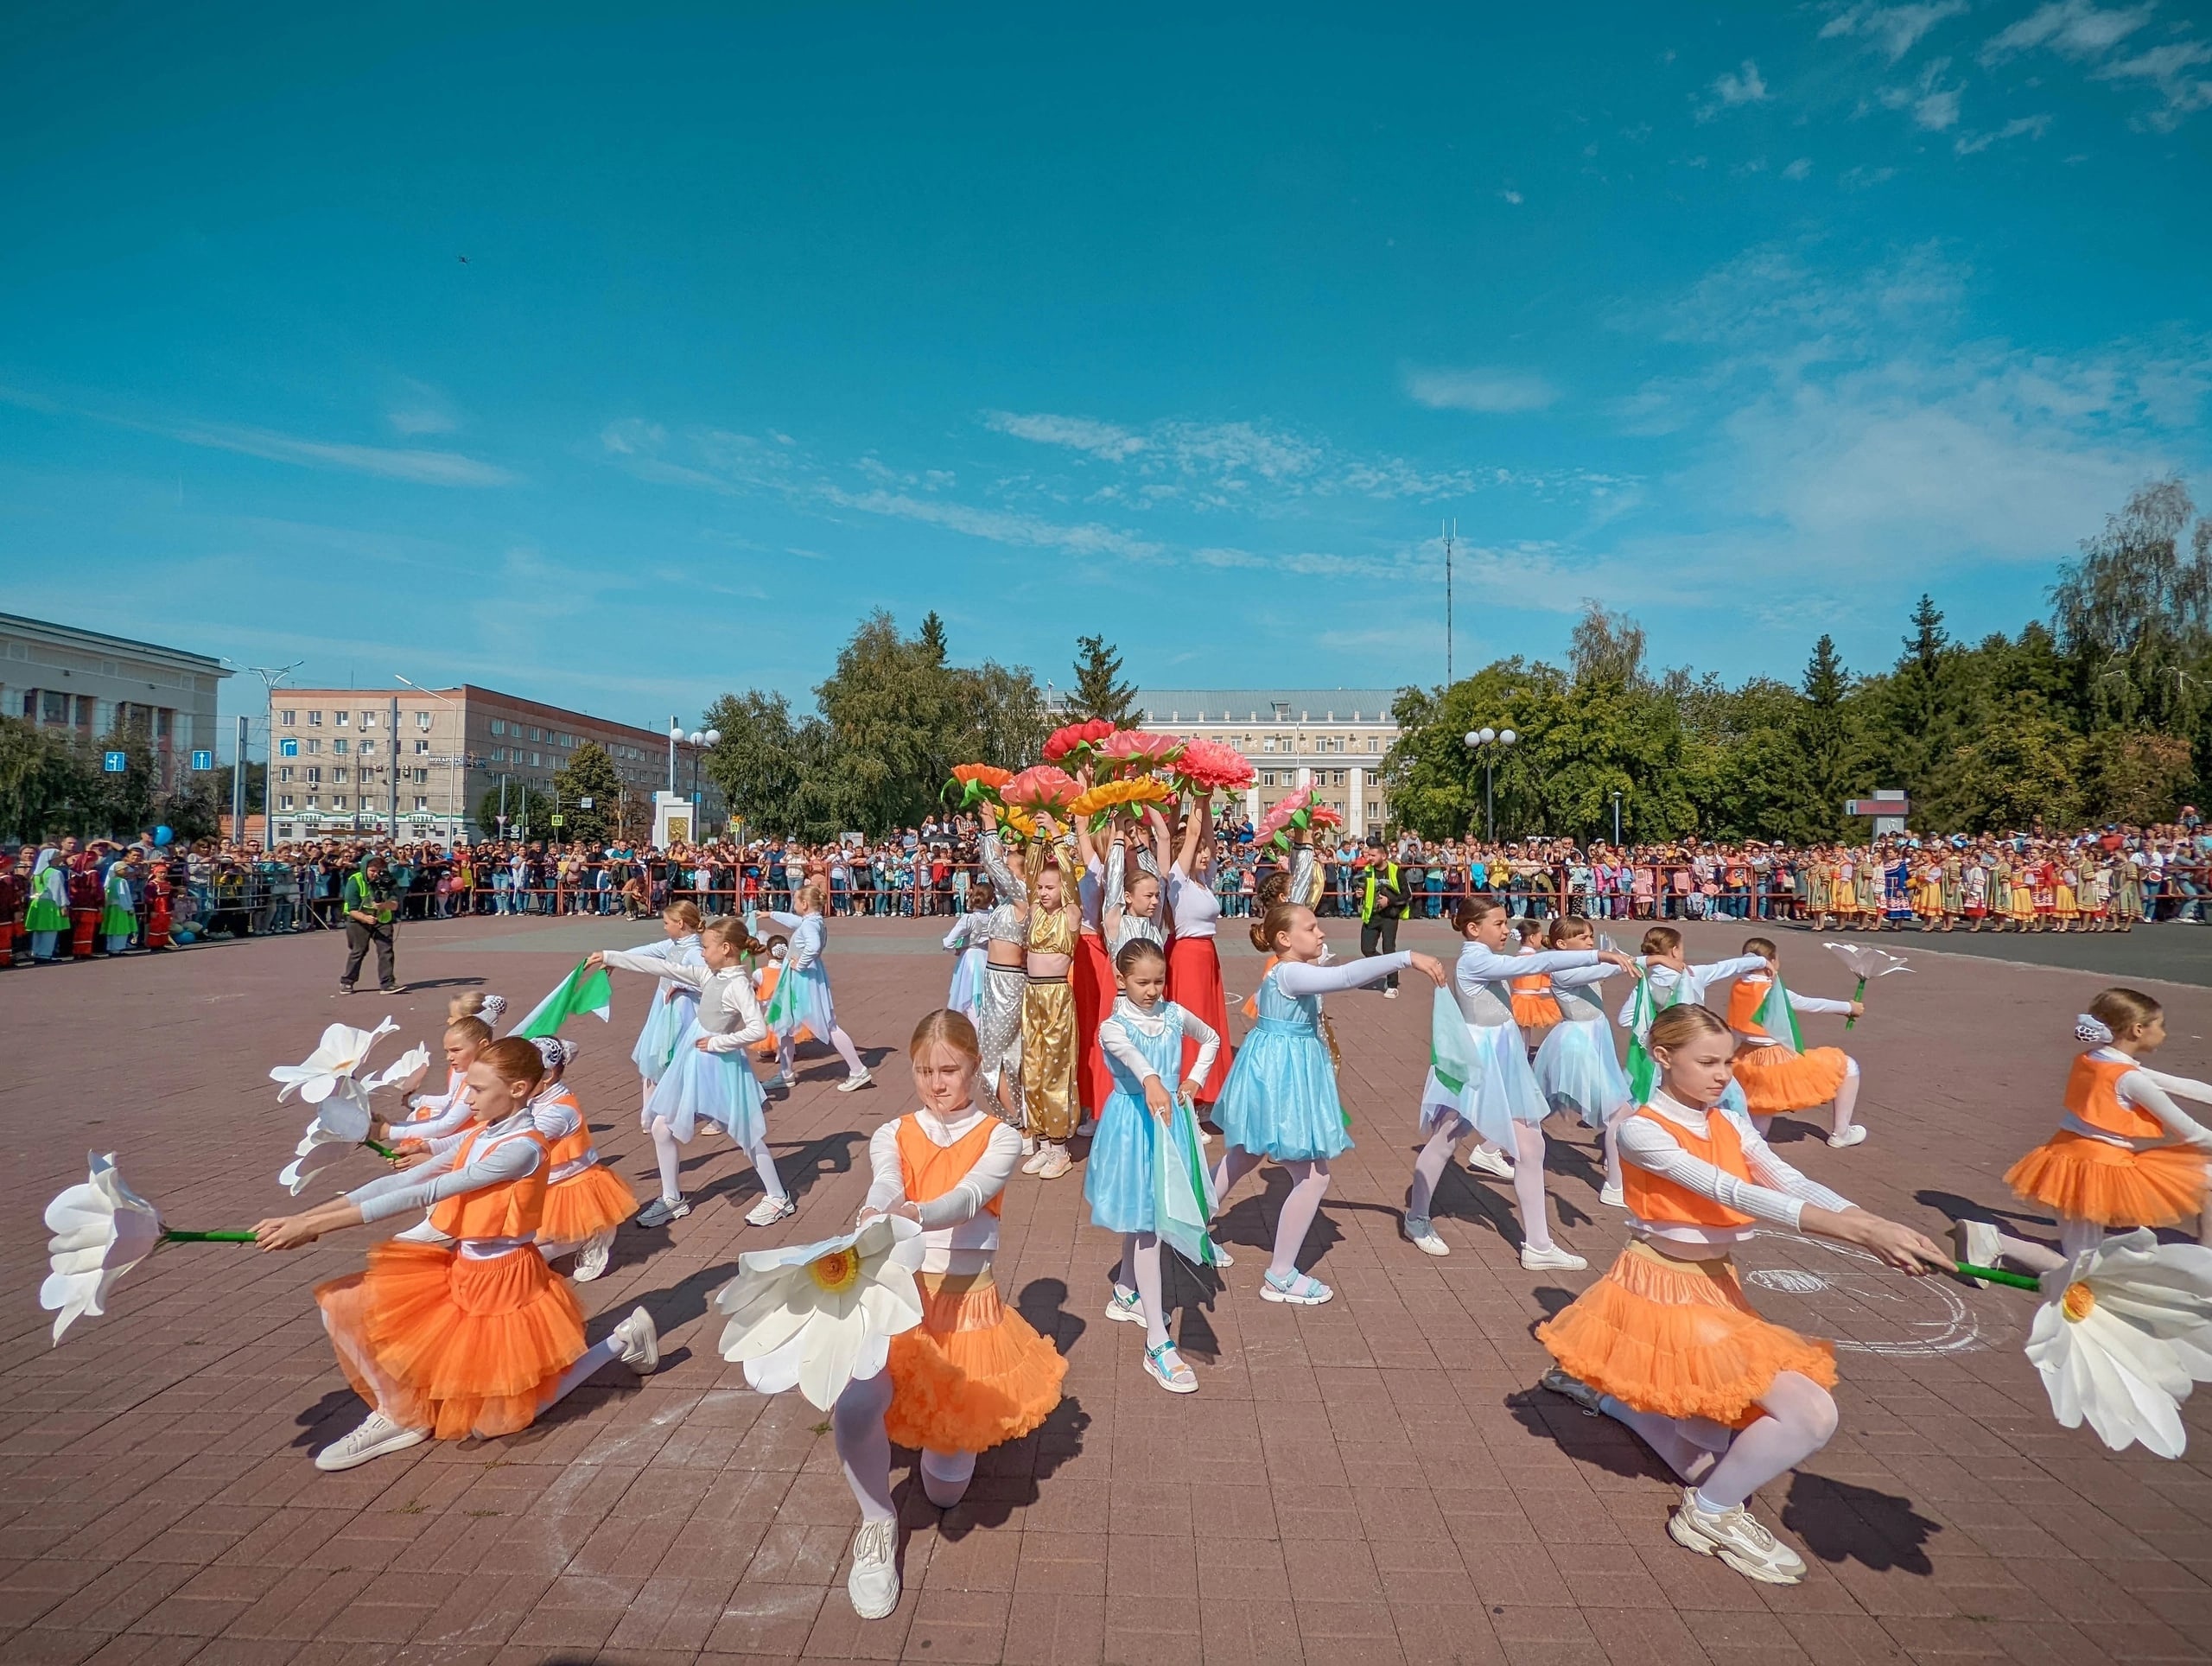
top-left (531, 1036), bottom-right (579, 1071)
top-left (2075, 1014), bottom-right (2116, 1045)
top-left (480, 994), bottom-right (508, 1021)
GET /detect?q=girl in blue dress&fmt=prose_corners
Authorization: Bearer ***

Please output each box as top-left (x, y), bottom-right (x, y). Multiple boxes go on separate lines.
top-left (1211, 902), bottom-right (1447, 1306)
top-left (758, 882), bottom-right (874, 1092)
top-left (1087, 938), bottom-right (1221, 1394)
top-left (620, 902), bottom-right (705, 1116)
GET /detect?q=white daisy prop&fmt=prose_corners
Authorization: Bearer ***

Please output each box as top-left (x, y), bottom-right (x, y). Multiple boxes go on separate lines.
top-left (41, 1154), bottom-right (255, 1345)
top-left (1822, 942), bottom-right (1912, 1030)
top-left (361, 1042), bottom-right (432, 1097)
top-left (713, 1215), bottom-right (927, 1409)
top-left (2021, 1229), bottom-right (2212, 1459)
top-left (269, 1018), bottom-right (400, 1110)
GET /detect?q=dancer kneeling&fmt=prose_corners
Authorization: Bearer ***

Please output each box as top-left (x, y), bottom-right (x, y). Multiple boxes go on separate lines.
top-left (257, 1036), bottom-right (659, 1472)
top-left (1537, 1003), bottom-right (1947, 1584)
top-left (834, 1010), bottom-right (1066, 1619)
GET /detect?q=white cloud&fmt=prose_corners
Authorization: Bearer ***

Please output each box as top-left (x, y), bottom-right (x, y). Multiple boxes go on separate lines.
top-left (2094, 40), bottom-right (2212, 129)
top-left (149, 419), bottom-right (512, 486)
top-left (1821, 2), bottom-right (1969, 63)
top-left (1981, 0), bottom-right (2156, 65)
top-left (981, 410), bottom-right (1148, 461)
top-left (1783, 156), bottom-right (1815, 179)
top-left (820, 486), bottom-right (1168, 563)
top-left (1698, 59), bottom-right (1770, 119)
top-left (1954, 112), bottom-right (2054, 152)
top-left (1878, 57), bottom-right (1964, 129)
top-left (1499, 188), bottom-right (1524, 204)
top-left (1404, 366), bottom-right (1562, 414)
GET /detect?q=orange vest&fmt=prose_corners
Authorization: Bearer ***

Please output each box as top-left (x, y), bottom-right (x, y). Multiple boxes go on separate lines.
top-left (2064, 1053), bottom-right (2162, 1142)
top-left (1726, 976), bottom-right (1773, 1040)
top-left (537, 1087), bottom-right (592, 1167)
top-left (1623, 1104), bottom-right (1757, 1229)
top-left (429, 1124), bottom-right (552, 1239)
top-left (895, 1114), bottom-right (1003, 1218)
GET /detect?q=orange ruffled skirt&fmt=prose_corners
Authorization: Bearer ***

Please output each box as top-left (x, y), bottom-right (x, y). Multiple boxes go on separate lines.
top-left (539, 1164), bottom-right (639, 1243)
top-left (1732, 1046), bottom-right (1850, 1115)
top-left (2005, 1131), bottom-right (2207, 1229)
top-left (1536, 1242), bottom-right (1835, 1428)
top-left (884, 1269), bottom-right (1065, 1454)
top-left (1512, 992), bottom-right (1563, 1029)
top-left (317, 1243), bottom-right (586, 1440)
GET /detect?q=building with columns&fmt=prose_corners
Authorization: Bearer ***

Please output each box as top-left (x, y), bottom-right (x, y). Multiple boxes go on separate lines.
top-left (2, 612), bottom-right (229, 793)
top-left (1128, 688), bottom-right (1402, 837)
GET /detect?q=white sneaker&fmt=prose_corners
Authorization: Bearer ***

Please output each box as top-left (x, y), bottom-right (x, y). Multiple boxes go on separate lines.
top-left (1209, 1243), bottom-right (1234, 1268)
top-left (1020, 1135), bottom-right (1037, 1158)
top-left (1599, 1183), bottom-right (1626, 1209)
top-left (837, 1069), bottom-right (874, 1094)
top-left (315, 1410), bottom-right (428, 1472)
top-left (1466, 1146), bottom-right (1516, 1180)
top-left (1827, 1125), bottom-right (1868, 1148)
top-left (745, 1193), bottom-right (798, 1227)
top-left (1667, 1490), bottom-right (1806, 1585)
top-left (847, 1518), bottom-right (900, 1619)
top-left (1520, 1243), bottom-right (1588, 1273)
top-left (1382, 987), bottom-right (1398, 1000)
top-left (635, 1196), bottom-right (690, 1229)
top-left (573, 1237), bottom-right (612, 1281)
top-left (612, 1306), bottom-right (660, 1375)
top-left (1404, 1217), bottom-right (1450, 1256)
top-left (1035, 1147), bottom-right (1071, 1180)
top-left (1104, 1286), bottom-right (1146, 1325)
top-left (1954, 1218), bottom-right (2000, 1287)
top-left (1020, 1145), bottom-right (1049, 1175)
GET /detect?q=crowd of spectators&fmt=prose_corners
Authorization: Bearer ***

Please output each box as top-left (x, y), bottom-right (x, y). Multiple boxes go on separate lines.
top-left (7, 811), bottom-right (2210, 963)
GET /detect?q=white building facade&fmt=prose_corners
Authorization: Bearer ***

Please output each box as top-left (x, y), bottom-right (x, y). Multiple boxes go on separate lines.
top-left (1128, 688), bottom-right (1402, 837)
top-left (1, 612), bottom-right (230, 792)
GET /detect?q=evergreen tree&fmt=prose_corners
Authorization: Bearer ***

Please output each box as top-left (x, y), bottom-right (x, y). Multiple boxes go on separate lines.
top-left (918, 611), bottom-right (950, 665)
top-left (1071, 634), bottom-right (1138, 726)
top-left (1793, 634), bottom-right (1860, 839)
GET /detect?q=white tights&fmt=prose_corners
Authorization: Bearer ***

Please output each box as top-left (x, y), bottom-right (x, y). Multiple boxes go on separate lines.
top-left (779, 1025), bottom-right (866, 1081)
top-left (1116, 1231), bottom-right (1170, 1347)
top-left (1408, 1116), bottom-right (1560, 1251)
top-left (649, 1117), bottom-right (785, 1207)
top-left (832, 1370), bottom-right (976, 1521)
top-left (1750, 1058), bottom-right (1862, 1140)
top-left (1602, 1369), bottom-right (1838, 1510)
top-left (1211, 1148), bottom-right (1332, 1279)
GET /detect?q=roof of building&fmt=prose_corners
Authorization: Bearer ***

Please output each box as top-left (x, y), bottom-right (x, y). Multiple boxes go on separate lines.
top-left (0, 612), bottom-right (230, 674)
top-left (1131, 688), bottom-right (1408, 722)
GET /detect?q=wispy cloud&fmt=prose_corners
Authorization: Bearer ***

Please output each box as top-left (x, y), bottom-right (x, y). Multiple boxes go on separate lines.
top-left (1782, 156), bottom-right (1815, 179)
top-left (386, 378), bottom-right (459, 436)
top-left (1972, 0), bottom-right (2203, 129)
top-left (1878, 57), bottom-right (1963, 129)
top-left (1697, 59), bottom-right (1770, 121)
top-left (980, 410), bottom-right (1147, 461)
top-left (1403, 366), bottom-right (1562, 414)
top-left (1954, 112), bottom-right (2053, 153)
top-left (2094, 40), bottom-right (2212, 130)
top-left (1980, 0), bottom-right (2156, 66)
top-left (1820, 2), bottom-right (1968, 63)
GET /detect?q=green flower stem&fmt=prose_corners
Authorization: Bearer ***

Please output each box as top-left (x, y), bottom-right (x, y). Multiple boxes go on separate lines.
top-left (1842, 975), bottom-right (1869, 1030)
top-left (160, 1229), bottom-right (258, 1243)
top-left (365, 1138), bottom-right (399, 1160)
top-left (1955, 1262), bottom-right (2042, 1292)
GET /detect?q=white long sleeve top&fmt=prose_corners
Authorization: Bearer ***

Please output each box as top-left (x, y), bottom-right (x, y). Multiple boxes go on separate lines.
top-left (1099, 998), bottom-right (1220, 1089)
top-left (1618, 954), bottom-right (1769, 1028)
top-left (346, 1108), bottom-right (545, 1255)
top-left (1452, 944), bottom-right (1601, 1027)
top-left (943, 911), bottom-right (992, 953)
top-left (1272, 951), bottom-right (1412, 998)
top-left (616, 932), bottom-right (705, 1006)
top-left (1618, 1090), bottom-right (1855, 1255)
top-left (1166, 866), bottom-right (1219, 940)
top-left (2066, 1049), bottom-right (2212, 1150)
top-left (862, 1105), bottom-right (1024, 1275)
top-left (1550, 960), bottom-right (1625, 1023)
top-left (600, 951), bottom-right (767, 1051)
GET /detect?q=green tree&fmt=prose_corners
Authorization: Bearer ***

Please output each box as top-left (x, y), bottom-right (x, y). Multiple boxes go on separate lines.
top-left (2051, 476), bottom-right (2211, 736)
top-left (2078, 731), bottom-right (2196, 825)
top-left (0, 715), bottom-right (97, 843)
top-left (1942, 697), bottom-right (2083, 832)
top-left (477, 781), bottom-right (554, 838)
top-left (1071, 633), bottom-right (1137, 726)
top-left (84, 728), bottom-right (158, 838)
top-left (552, 741), bottom-right (625, 844)
top-left (1791, 634), bottom-right (1864, 841)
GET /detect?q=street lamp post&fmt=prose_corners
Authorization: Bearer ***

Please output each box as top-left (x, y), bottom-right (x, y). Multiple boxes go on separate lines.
top-left (686, 728), bottom-right (721, 830)
top-left (1611, 789), bottom-right (1623, 846)
top-left (1463, 727), bottom-right (1518, 843)
top-left (395, 675), bottom-right (464, 848)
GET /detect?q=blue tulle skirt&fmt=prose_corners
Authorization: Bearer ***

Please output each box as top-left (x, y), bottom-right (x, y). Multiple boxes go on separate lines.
top-left (946, 947), bottom-right (987, 1027)
top-left (1084, 1087), bottom-right (1163, 1234)
top-left (770, 960), bottom-right (838, 1039)
top-left (1535, 1017), bottom-right (1631, 1129)
top-left (631, 987), bottom-right (700, 1084)
top-left (1419, 1021), bottom-right (1549, 1146)
top-left (1215, 1019), bottom-right (1351, 1162)
top-left (645, 1017), bottom-right (766, 1146)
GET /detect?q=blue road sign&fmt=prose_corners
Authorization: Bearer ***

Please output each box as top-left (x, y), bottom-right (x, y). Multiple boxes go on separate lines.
top-left (279, 738), bottom-right (299, 757)
top-left (103, 751), bottom-right (127, 773)
top-left (190, 748), bottom-right (213, 771)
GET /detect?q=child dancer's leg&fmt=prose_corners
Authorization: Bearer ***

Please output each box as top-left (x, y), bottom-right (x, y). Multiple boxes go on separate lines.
top-left (650, 1122), bottom-right (685, 1205)
top-left (1689, 1372), bottom-right (1836, 1513)
top-left (1512, 1122), bottom-right (1576, 1261)
top-left (1827, 1059), bottom-right (1864, 1146)
top-left (1268, 1158), bottom-right (1331, 1278)
top-left (918, 1448), bottom-right (976, 1509)
top-left (831, 1370), bottom-right (901, 1617)
top-left (824, 1024), bottom-right (867, 1078)
top-left (1407, 1115), bottom-right (1467, 1249)
top-left (1599, 1395), bottom-right (1724, 1485)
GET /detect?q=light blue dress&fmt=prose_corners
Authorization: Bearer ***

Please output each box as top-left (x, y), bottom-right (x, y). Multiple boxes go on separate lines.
top-left (626, 933), bottom-right (705, 1083)
top-left (1214, 956), bottom-right (1405, 1163)
top-left (760, 911), bottom-right (840, 1038)
top-left (1534, 966), bottom-right (1632, 1129)
top-left (1086, 1001), bottom-right (1197, 1234)
top-left (1420, 944), bottom-right (1601, 1144)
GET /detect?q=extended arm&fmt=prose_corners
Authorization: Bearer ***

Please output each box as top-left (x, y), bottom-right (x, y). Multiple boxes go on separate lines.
top-left (601, 947), bottom-right (711, 988)
top-left (2120, 1071), bottom-right (2212, 1148)
top-left (1616, 1110), bottom-right (1853, 1230)
top-left (1785, 990), bottom-right (1858, 1017)
top-left (1274, 951), bottom-right (1413, 996)
top-left (978, 830), bottom-right (1027, 902)
top-left (345, 1134), bottom-right (542, 1224)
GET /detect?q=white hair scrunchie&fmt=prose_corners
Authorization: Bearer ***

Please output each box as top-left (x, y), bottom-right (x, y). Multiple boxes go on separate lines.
top-left (479, 993), bottom-right (509, 1021)
top-left (531, 1036), bottom-right (578, 1071)
top-left (2075, 1014), bottom-right (2115, 1046)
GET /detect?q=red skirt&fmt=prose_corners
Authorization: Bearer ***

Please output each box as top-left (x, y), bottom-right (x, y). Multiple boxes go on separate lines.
top-left (1166, 934), bottom-right (1233, 1104)
top-left (1073, 932), bottom-right (1114, 1116)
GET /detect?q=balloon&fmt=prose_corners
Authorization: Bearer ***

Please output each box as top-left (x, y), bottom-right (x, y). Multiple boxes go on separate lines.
top-left (153, 827), bottom-right (174, 846)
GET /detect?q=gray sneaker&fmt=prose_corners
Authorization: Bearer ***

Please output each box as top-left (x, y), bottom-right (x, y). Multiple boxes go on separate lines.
top-left (636, 1197), bottom-right (691, 1229)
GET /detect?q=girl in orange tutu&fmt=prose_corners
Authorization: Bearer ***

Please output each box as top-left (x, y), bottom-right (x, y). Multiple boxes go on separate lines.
top-left (525, 1038), bottom-right (639, 1283)
top-left (1958, 989), bottom-right (2212, 1277)
top-left (1538, 1004), bottom-right (1948, 1586)
top-left (1725, 938), bottom-right (1866, 1148)
top-left (831, 1010), bottom-right (1066, 1620)
top-left (1510, 917), bottom-right (1564, 1040)
top-left (255, 1037), bottom-right (660, 1472)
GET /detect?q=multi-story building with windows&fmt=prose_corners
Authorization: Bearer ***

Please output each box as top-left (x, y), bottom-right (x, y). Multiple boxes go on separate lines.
top-left (265, 684), bottom-right (723, 846)
top-left (1, 613), bottom-right (230, 793)
top-left (1127, 688), bottom-right (1403, 837)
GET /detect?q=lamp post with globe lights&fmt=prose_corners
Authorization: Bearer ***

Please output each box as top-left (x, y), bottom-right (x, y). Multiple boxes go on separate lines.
top-left (686, 728), bottom-right (721, 831)
top-left (1464, 727), bottom-right (1517, 843)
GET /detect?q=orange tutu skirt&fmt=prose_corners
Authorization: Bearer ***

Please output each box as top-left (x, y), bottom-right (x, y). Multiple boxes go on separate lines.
top-left (2005, 1131), bottom-right (2207, 1229)
top-left (1732, 1046), bottom-right (1850, 1115)
top-left (317, 1243), bottom-right (586, 1440)
top-left (539, 1164), bottom-right (639, 1243)
top-left (1512, 993), bottom-right (1563, 1029)
top-left (884, 1270), bottom-right (1065, 1454)
top-left (1535, 1242), bottom-right (1835, 1428)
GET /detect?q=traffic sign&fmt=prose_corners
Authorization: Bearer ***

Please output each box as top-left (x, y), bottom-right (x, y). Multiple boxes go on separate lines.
top-left (190, 748), bottom-right (213, 771)
top-left (280, 738), bottom-right (299, 758)
top-left (578, 796), bottom-right (594, 809)
top-left (102, 751), bottom-right (127, 773)
top-left (550, 813), bottom-right (565, 827)
top-left (1844, 797), bottom-right (1911, 816)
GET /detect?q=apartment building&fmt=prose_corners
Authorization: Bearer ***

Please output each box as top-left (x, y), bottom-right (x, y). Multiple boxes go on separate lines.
top-left (1128, 688), bottom-right (1402, 837)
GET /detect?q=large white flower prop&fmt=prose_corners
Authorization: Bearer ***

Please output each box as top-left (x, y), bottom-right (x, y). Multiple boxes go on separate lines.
top-left (1822, 942), bottom-right (1911, 1029)
top-left (714, 1215), bottom-right (926, 1409)
top-left (270, 1018), bottom-right (400, 1109)
top-left (40, 1154), bottom-right (257, 1345)
top-left (2024, 1229), bottom-right (2212, 1459)
top-left (277, 1120), bottom-right (359, 1197)
top-left (362, 1042), bottom-right (431, 1097)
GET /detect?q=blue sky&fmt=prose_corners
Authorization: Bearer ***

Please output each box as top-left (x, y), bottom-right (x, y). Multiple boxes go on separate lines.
top-left (3, 2), bottom-right (2207, 747)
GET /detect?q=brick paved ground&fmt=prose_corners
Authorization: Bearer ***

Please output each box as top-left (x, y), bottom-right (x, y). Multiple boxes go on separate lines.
top-left (3, 914), bottom-right (2210, 1665)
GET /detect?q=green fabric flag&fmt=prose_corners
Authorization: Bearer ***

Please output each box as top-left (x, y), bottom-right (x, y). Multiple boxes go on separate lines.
top-left (513, 963), bottom-right (613, 1039)
top-left (1752, 972), bottom-right (1803, 1052)
top-left (1428, 987), bottom-right (1486, 1097)
top-left (1153, 1096), bottom-right (1221, 1269)
top-left (1624, 976), bottom-right (1660, 1103)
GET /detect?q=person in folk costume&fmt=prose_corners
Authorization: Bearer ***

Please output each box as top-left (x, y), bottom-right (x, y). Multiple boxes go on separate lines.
top-left (1071, 776), bottom-right (1119, 1136)
top-left (1090, 938), bottom-right (1221, 1392)
top-left (0, 855), bottom-right (19, 968)
top-left (256, 1036), bottom-right (661, 1472)
top-left (1961, 989), bottom-right (2212, 1278)
top-left (1213, 901), bottom-right (1448, 1304)
top-left (1164, 792), bottom-right (1235, 1111)
top-left (757, 881), bottom-right (874, 1094)
top-left (1938, 847), bottom-right (1965, 930)
top-left (67, 843), bottom-right (103, 959)
top-left (1910, 854), bottom-right (1942, 926)
top-left (618, 902), bottom-right (707, 1116)
top-left (143, 860), bottom-right (173, 951)
top-left (588, 918), bottom-right (797, 1230)
top-left (99, 856), bottom-right (137, 956)
top-left (940, 877), bottom-right (996, 1032)
top-left (1539, 1003), bottom-right (1948, 1585)
top-left (2114, 849), bottom-right (2144, 930)
top-left (24, 847), bottom-right (68, 962)
top-left (1408, 898), bottom-right (1638, 1265)
top-left (832, 1010), bottom-right (1066, 1621)
top-left (1016, 823), bottom-right (1085, 1180)
top-left (1961, 848), bottom-right (1989, 930)
top-left (523, 1037), bottom-right (639, 1283)
top-left (1608, 927), bottom-right (1766, 1207)
top-left (974, 804), bottom-right (1033, 1139)
top-left (1724, 938), bottom-right (1866, 1148)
